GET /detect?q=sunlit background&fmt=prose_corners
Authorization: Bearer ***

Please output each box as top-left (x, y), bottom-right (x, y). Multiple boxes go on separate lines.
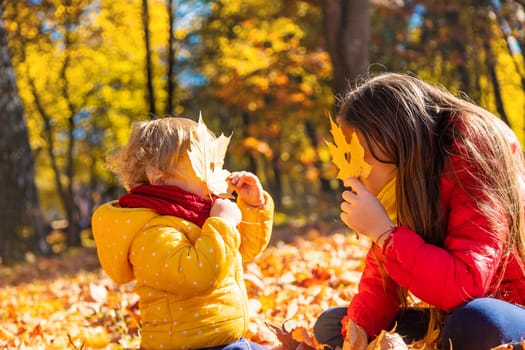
top-left (2, 0), bottom-right (525, 262)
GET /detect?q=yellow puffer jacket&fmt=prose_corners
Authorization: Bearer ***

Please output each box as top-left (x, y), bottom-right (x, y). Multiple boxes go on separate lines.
top-left (91, 193), bottom-right (274, 349)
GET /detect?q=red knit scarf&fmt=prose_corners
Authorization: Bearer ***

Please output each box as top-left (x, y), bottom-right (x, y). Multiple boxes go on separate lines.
top-left (119, 184), bottom-right (212, 227)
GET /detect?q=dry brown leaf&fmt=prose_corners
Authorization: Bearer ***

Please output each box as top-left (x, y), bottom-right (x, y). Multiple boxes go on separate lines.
top-left (267, 322), bottom-right (301, 350)
top-left (367, 331), bottom-right (408, 350)
top-left (267, 320), bottom-right (321, 350)
top-left (345, 321), bottom-right (368, 350)
top-left (290, 326), bottom-right (320, 349)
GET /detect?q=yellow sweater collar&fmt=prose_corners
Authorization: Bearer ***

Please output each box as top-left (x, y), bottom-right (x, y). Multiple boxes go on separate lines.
top-left (377, 176), bottom-right (397, 222)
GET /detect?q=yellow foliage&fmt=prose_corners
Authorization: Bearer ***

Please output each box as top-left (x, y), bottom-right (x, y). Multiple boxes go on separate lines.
top-left (80, 326), bottom-right (111, 348)
top-left (325, 115), bottom-right (372, 181)
top-left (493, 39), bottom-right (525, 148)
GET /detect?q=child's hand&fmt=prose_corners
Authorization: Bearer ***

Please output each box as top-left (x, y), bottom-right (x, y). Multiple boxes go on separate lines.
top-left (228, 171), bottom-right (265, 207)
top-left (210, 198), bottom-right (242, 226)
top-left (340, 177), bottom-right (395, 243)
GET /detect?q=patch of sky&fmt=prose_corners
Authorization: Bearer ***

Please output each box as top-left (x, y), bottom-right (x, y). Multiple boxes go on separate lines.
top-left (179, 69), bottom-right (207, 87)
top-left (172, 1), bottom-right (212, 88)
top-left (490, 0), bottom-right (522, 54)
top-left (408, 4), bottom-right (425, 31)
top-left (507, 36), bottom-right (521, 55)
top-left (72, 109), bottom-right (91, 140)
top-left (491, 0), bottom-right (501, 10)
top-left (175, 0), bottom-right (212, 29)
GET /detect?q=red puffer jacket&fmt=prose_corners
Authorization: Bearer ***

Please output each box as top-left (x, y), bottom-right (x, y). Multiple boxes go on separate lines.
top-left (344, 140), bottom-right (525, 338)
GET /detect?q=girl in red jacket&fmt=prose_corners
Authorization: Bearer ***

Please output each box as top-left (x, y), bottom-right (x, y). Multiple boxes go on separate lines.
top-left (314, 73), bottom-right (525, 350)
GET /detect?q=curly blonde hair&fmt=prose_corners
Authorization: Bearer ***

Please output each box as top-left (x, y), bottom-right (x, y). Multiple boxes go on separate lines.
top-left (108, 117), bottom-right (199, 190)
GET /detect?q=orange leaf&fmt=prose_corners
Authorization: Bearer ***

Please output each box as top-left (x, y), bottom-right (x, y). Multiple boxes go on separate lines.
top-left (267, 322), bottom-right (300, 350)
top-left (80, 326), bottom-right (110, 348)
top-left (268, 321), bottom-right (320, 350)
top-left (0, 323), bottom-right (16, 340)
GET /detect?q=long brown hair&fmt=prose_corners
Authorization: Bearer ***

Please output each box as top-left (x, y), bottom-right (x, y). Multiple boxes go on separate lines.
top-left (338, 72), bottom-right (525, 345)
top-left (339, 72), bottom-right (525, 253)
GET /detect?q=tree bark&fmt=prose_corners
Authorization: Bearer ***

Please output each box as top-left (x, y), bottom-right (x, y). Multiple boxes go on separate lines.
top-left (142, 0), bottom-right (157, 117)
top-left (483, 38), bottom-right (511, 126)
top-left (0, 10), bottom-right (50, 261)
top-left (166, 0), bottom-right (176, 115)
top-left (322, 0), bottom-right (370, 97)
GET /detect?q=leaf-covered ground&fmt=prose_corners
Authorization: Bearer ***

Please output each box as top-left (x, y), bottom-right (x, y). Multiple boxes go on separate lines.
top-left (0, 225), bottom-right (371, 349)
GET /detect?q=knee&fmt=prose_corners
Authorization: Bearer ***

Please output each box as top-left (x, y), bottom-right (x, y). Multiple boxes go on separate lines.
top-left (313, 307), bottom-right (347, 348)
top-left (441, 298), bottom-right (503, 350)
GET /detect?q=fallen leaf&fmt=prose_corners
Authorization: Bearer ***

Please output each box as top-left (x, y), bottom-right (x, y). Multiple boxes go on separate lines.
top-left (367, 330), bottom-right (408, 350)
top-left (267, 322), bottom-right (301, 350)
top-left (89, 283), bottom-right (108, 304)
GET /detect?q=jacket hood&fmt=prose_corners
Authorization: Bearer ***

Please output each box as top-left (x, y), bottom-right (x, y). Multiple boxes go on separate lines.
top-left (91, 201), bottom-right (157, 283)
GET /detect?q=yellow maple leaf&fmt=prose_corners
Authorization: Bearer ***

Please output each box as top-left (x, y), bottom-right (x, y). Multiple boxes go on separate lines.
top-left (187, 113), bottom-right (232, 197)
top-left (325, 114), bottom-right (372, 180)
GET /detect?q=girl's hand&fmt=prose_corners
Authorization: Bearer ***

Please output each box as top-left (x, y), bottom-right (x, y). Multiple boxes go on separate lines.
top-left (340, 177), bottom-right (395, 243)
top-left (210, 198), bottom-right (242, 226)
top-left (342, 320), bottom-right (368, 350)
top-left (228, 171), bottom-right (265, 207)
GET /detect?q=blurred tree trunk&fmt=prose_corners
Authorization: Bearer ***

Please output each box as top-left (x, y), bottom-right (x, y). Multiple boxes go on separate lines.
top-left (490, 0), bottom-right (525, 124)
top-left (305, 120), bottom-right (332, 192)
top-left (143, 0), bottom-right (157, 117)
top-left (241, 112), bottom-right (258, 174)
top-left (60, 1), bottom-right (83, 247)
top-left (166, 0), bottom-right (176, 115)
top-left (0, 10), bottom-right (50, 262)
top-left (483, 38), bottom-right (511, 125)
top-left (18, 0), bottom-right (85, 248)
top-left (491, 2), bottom-right (525, 91)
top-left (271, 148), bottom-right (283, 207)
top-left (322, 0), bottom-right (370, 96)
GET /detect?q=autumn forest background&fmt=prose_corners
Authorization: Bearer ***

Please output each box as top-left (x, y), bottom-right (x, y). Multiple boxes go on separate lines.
top-left (1, 0), bottom-right (525, 348)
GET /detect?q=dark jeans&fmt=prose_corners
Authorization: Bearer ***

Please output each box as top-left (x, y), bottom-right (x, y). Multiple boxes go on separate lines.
top-left (313, 298), bottom-right (525, 350)
top-left (200, 338), bottom-right (268, 350)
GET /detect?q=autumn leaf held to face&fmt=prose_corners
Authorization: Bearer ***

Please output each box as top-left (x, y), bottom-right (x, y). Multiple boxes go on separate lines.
top-left (187, 114), bottom-right (232, 197)
top-left (325, 114), bottom-right (372, 180)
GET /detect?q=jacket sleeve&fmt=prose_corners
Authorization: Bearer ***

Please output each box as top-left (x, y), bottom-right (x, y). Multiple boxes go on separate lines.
top-left (345, 244), bottom-right (401, 337)
top-left (91, 202), bottom-right (158, 284)
top-left (383, 173), bottom-right (504, 311)
top-left (129, 215), bottom-right (241, 296)
top-left (237, 191), bottom-right (274, 262)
